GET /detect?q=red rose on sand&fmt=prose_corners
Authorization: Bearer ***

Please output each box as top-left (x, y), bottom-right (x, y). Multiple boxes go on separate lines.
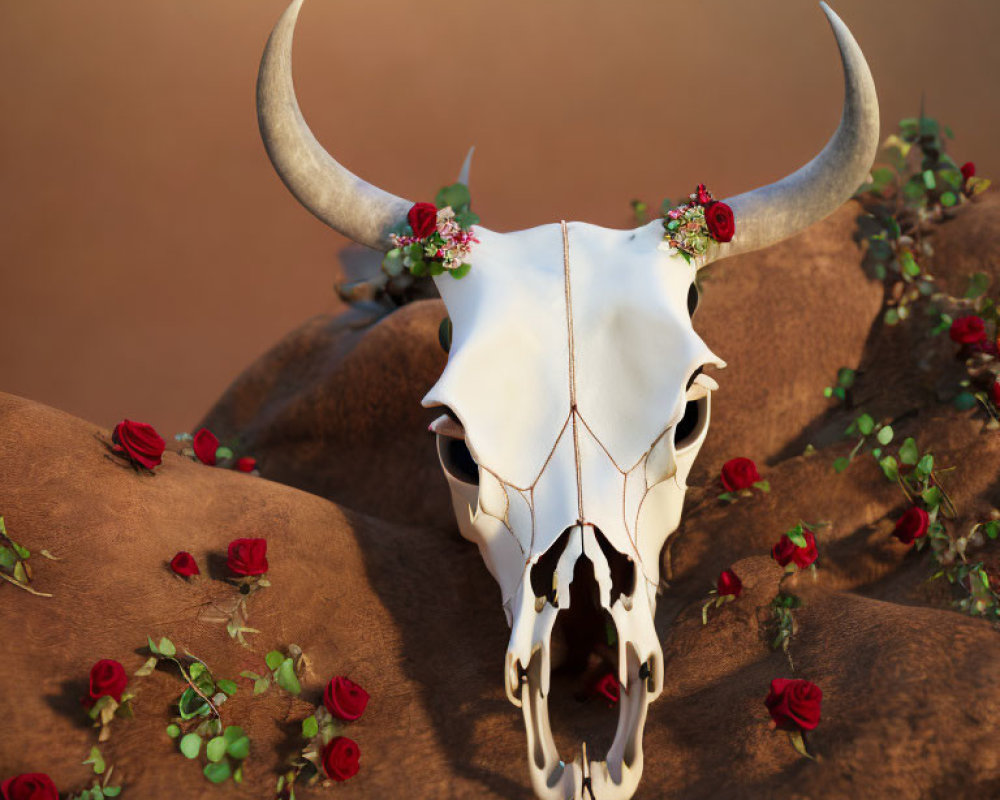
top-left (771, 531), bottom-right (817, 568)
top-left (227, 538), bottom-right (268, 576)
top-left (170, 551), bottom-right (199, 577)
top-left (594, 672), bottom-right (620, 705)
top-left (235, 457), bottom-right (256, 473)
top-left (716, 568), bottom-right (742, 598)
top-left (949, 315), bottom-right (986, 345)
top-left (192, 428), bottom-right (219, 465)
top-left (322, 737), bottom-right (360, 782)
top-left (1, 773), bottom-right (58, 800)
top-left (990, 381), bottom-right (1000, 407)
top-left (892, 506), bottom-right (929, 545)
top-left (407, 202), bottom-right (438, 238)
top-left (111, 419), bottom-right (165, 470)
top-left (83, 659), bottom-right (128, 708)
top-left (324, 676), bottom-right (370, 721)
top-left (764, 678), bottom-right (822, 731)
top-left (721, 457), bottom-right (760, 491)
top-left (961, 161), bottom-right (976, 182)
top-left (704, 201), bottom-right (735, 243)
top-left (694, 183), bottom-right (713, 205)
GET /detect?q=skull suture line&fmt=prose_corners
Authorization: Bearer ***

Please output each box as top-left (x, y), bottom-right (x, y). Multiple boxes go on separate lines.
top-left (256, 2), bottom-right (879, 798)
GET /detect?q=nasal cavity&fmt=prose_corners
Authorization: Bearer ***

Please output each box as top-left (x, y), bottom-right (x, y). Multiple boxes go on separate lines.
top-left (530, 528), bottom-right (573, 604)
top-left (593, 527), bottom-right (636, 606)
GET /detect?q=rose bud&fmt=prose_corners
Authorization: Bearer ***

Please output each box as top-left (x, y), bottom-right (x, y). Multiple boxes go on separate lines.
top-left (892, 506), bottom-right (929, 545)
top-left (324, 676), bottom-right (370, 722)
top-left (771, 535), bottom-right (797, 567)
top-left (960, 161), bottom-right (976, 182)
top-left (949, 315), bottom-right (986, 345)
top-left (234, 456), bottom-right (257, 473)
top-left (990, 380), bottom-right (1000, 408)
top-left (594, 672), bottom-right (620, 705)
top-left (227, 537), bottom-right (268, 576)
top-left (111, 419), bottom-right (165, 470)
top-left (791, 531), bottom-right (818, 568)
top-left (192, 428), bottom-right (219, 465)
top-left (407, 202), bottom-right (439, 239)
top-left (721, 457), bottom-right (760, 492)
top-left (322, 736), bottom-right (360, 782)
top-left (83, 659), bottom-right (128, 708)
top-left (0, 773), bottom-right (59, 800)
top-left (764, 678), bottom-right (822, 731)
top-left (716, 568), bottom-right (743, 598)
top-left (170, 551), bottom-right (199, 578)
top-left (704, 201), bottom-right (735, 243)
top-left (694, 183), bottom-right (713, 205)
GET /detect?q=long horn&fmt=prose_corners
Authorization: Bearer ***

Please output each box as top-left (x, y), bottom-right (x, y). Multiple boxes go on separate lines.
top-left (707, 2), bottom-right (879, 264)
top-left (457, 146), bottom-right (475, 188)
top-left (257, 0), bottom-right (411, 251)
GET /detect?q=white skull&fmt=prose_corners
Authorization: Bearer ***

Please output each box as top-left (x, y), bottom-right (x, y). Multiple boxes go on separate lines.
top-left (425, 220), bottom-right (722, 798)
top-left (255, 1), bottom-right (878, 797)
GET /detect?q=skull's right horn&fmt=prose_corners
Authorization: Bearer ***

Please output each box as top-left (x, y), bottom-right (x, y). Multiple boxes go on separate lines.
top-left (257, 0), bottom-right (411, 251)
top-left (705, 2), bottom-right (879, 264)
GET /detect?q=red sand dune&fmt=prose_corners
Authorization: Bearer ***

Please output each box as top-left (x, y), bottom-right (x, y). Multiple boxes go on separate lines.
top-left (2, 195), bottom-right (999, 797)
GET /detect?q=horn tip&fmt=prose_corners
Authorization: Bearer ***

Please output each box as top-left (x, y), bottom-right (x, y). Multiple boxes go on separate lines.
top-left (458, 146), bottom-right (475, 187)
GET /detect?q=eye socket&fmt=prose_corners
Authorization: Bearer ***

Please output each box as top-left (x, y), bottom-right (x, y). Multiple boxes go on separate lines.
top-left (436, 435), bottom-right (479, 485)
top-left (674, 395), bottom-right (708, 451)
top-left (687, 282), bottom-right (700, 317)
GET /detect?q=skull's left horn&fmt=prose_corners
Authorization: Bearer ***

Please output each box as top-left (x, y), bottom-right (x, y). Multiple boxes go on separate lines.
top-left (708, 2), bottom-right (879, 263)
top-left (257, 0), bottom-right (411, 251)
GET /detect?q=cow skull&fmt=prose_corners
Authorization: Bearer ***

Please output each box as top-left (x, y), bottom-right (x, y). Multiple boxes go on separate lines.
top-left (256, 2), bottom-right (878, 798)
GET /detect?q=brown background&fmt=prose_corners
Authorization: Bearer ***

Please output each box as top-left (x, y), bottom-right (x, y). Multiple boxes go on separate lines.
top-left (1, 0), bottom-right (998, 436)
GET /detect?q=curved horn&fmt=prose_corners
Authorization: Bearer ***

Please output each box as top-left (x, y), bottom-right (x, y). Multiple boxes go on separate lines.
top-left (257, 0), bottom-right (411, 251)
top-left (457, 146), bottom-right (475, 188)
top-left (707, 2), bottom-right (879, 264)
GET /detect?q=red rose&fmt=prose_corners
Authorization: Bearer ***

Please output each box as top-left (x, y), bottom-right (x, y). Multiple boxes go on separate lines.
top-left (234, 457), bottom-right (256, 473)
top-left (764, 678), bottom-right (822, 731)
top-left (594, 672), bottom-right (620, 705)
top-left (192, 428), bottom-right (219, 465)
top-left (1, 773), bottom-right (58, 800)
top-left (771, 536), bottom-right (796, 567)
top-left (716, 568), bottom-right (742, 598)
top-left (771, 531), bottom-right (817, 568)
top-left (227, 538), bottom-right (268, 576)
top-left (111, 419), bottom-right (165, 470)
top-left (83, 659), bottom-right (128, 708)
top-left (322, 737), bottom-right (360, 782)
top-left (892, 506), bottom-right (929, 545)
top-left (961, 161), bottom-right (976, 181)
top-left (720, 457), bottom-right (760, 491)
top-left (324, 676), bottom-right (370, 721)
top-left (704, 201), bottom-right (735, 243)
top-left (949, 315), bottom-right (986, 345)
top-left (990, 381), bottom-right (1000, 407)
top-left (407, 202), bottom-right (438, 239)
top-left (170, 551), bottom-right (199, 577)
top-left (694, 183), bottom-right (713, 205)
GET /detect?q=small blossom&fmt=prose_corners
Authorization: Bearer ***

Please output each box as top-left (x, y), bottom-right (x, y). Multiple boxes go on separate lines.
top-left (192, 428), bottom-right (219, 465)
top-left (949, 315), bottom-right (986, 345)
top-left (716, 568), bottom-right (743, 598)
top-left (111, 420), bottom-right (166, 470)
top-left (764, 678), bottom-right (822, 731)
top-left (83, 659), bottom-right (128, 708)
top-left (960, 161), bottom-right (976, 182)
top-left (234, 457), bottom-right (257, 473)
top-left (892, 506), bottom-right (929, 545)
top-left (721, 457), bottom-right (760, 491)
top-left (324, 676), bottom-right (370, 721)
top-left (227, 538), bottom-right (268, 576)
top-left (170, 551), bottom-right (199, 577)
top-left (322, 737), bottom-right (360, 782)
top-left (772, 531), bottom-right (817, 568)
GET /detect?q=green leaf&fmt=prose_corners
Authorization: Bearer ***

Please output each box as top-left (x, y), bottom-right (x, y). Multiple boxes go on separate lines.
top-left (265, 650), bottom-right (284, 671)
top-left (103, 788), bottom-right (121, 798)
top-left (450, 262), bottom-right (472, 279)
top-left (836, 367), bottom-right (856, 388)
top-left (0, 546), bottom-right (14, 569)
top-left (753, 480), bottom-right (770, 493)
top-left (227, 735), bottom-right (250, 760)
top-left (965, 272), bottom-right (990, 299)
top-left (435, 182), bottom-right (471, 212)
top-left (203, 761), bottom-right (232, 784)
top-left (985, 521), bottom-right (1000, 540)
top-left (178, 687), bottom-right (209, 720)
top-left (275, 657), bottom-right (302, 696)
top-left (83, 745), bottom-right (106, 775)
top-left (166, 724), bottom-right (181, 738)
top-left (12, 543), bottom-right (30, 560)
top-left (856, 414), bottom-right (875, 436)
top-left (916, 453), bottom-right (934, 476)
top-left (876, 425), bottom-right (894, 445)
top-left (832, 457), bottom-right (850, 473)
top-left (147, 635), bottom-right (160, 655)
top-left (871, 447), bottom-right (882, 459)
top-left (921, 486), bottom-right (943, 509)
top-left (214, 446), bottom-right (234, 462)
top-left (12, 561), bottom-right (26, 583)
top-left (253, 678), bottom-right (270, 696)
top-left (899, 438), bottom-right (919, 466)
top-left (382, 248), bottom-right (404, 277)
top-left (206, 735), bottom-right (227, 763)
top-left (823, 387), bottom-right (833, 398)
top-left (223, 725), bottom-right (245, 744)
top-left (940, 191), bottom-right (957, 207)
top-left (233, 766), bottom-right (243, 784)
top-left (922, 169), bottom-right (937, 190)
top-left (302, 715), bottom-right (319, 739)
top-left (884, 307), bottom-right (900, 326)
top-left (900, 251), bottom-right (921, 277)
top-left (453, 210), bottom-right (479, 228)
top-left (879, 455), bottom-right (899, 481)
top-left (157, 637), bottom-right (176, 657)
top-left (189, 663), bottom-right (205, 682)
top-left (134, 656), bottom-right (158, 677)
top-left (954, 391), bottom-right (978, 411)
top-left (179, 732), bottom-right (202, 759)
top-left (903, 176), bottom-right (926, 200)
top-left (217, 679), bottom-right (238, 696)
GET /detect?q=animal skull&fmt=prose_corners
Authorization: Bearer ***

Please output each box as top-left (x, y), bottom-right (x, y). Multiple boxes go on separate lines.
top-left (256, 2), bottom-right (878, 798)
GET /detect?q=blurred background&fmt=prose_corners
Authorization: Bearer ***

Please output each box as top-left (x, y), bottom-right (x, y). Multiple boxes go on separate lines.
top-left (1, 0), bottom-right (997, 435)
